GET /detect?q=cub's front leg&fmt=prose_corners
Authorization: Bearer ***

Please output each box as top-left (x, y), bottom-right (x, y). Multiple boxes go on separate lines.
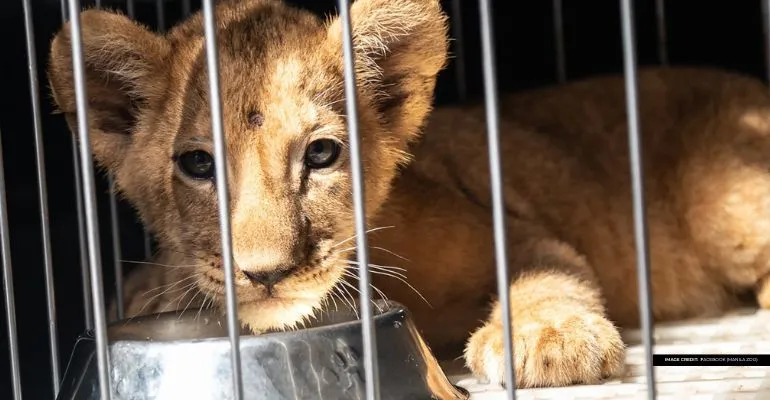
top-left (463, 238), bottom-right (626, 388)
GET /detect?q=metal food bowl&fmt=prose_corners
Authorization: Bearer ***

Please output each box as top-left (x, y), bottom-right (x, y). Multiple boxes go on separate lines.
top-left (56, 300), bottom-right (469, 400)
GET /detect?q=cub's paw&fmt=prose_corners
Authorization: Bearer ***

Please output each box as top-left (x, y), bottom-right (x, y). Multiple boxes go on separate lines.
top-left (464, 311), bottom-right (625, 388)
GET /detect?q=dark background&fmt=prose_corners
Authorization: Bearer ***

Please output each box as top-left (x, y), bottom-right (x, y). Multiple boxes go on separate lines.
top-left (0, 0), bottom-right (766, 398)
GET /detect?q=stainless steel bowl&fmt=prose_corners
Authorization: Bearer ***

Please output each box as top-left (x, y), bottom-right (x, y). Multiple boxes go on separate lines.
top-left (56, 300), bottom-right (469, 400)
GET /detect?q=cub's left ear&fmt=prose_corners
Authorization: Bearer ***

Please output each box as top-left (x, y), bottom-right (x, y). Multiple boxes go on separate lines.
top-left (326, 0), bottom-right (449, 141)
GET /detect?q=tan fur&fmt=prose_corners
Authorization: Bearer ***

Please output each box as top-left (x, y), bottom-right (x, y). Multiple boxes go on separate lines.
top-left (47, 0), bottom-right (770, 389)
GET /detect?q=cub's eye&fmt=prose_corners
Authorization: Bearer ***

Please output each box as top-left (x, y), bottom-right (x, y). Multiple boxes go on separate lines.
top-left (177, 150), bottom-right (215, 180)
top-left (305, 139), bottom-right (341, 169)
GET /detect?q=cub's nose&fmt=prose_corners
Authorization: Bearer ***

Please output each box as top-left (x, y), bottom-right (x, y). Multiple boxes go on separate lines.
top-left (242, 268), bottom-right (294, 288)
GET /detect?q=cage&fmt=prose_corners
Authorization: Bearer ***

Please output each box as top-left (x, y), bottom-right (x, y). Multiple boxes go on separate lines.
top-left (1, 0), bottom-right (770, 399)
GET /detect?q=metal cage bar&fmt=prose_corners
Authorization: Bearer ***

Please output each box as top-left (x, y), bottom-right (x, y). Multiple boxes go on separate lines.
top-left (553, 0), bottom-right (567, 83)
top-left (619, 0), bottom-right (657, 399)
top-left (336, 1), bottom-right (381, 398)
top-left (127, 0), bottom-right (136, 22)
top-left (145, 0), bottom-right (168, 262)
top-left (60, 0), bottom-right (94, 332)
top-left (0, 127), bottom-right (21, 400)
top-left (762, 0), bottom-right (770, 82)
top-left (655, 0), bottom-right (668, 66)
top-left (200, 0), bottom-right (244, 398)
top-left (125, 0), bottom-right (153, 269)
top-left (478, 0), bottom-right (517, 397)
top-left (451, 0), bottom-right (468, 102)
top-left (66, 0), bottom-right (113, 397)
top-left (22, 0), bottom-right (61, 393)
top-left (72, 124), bottom-right (93, 331)
top-left (88, 0), bottom-right (127, 324)
top-left (109, 178), bottom-right (125, 321)
top-left (157, 0), bottom-right (166, 32)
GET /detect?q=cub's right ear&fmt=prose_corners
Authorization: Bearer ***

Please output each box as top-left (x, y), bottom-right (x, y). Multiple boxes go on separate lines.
top-left (48, 9), bottom-right (170, 171)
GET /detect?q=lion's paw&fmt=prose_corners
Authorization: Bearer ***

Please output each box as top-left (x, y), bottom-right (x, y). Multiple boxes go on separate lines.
top-left (464, 311), bottom-right (625, 388)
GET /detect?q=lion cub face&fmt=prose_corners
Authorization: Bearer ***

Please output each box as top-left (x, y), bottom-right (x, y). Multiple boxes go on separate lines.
top-left (48, 0), bottom-right (448, 331)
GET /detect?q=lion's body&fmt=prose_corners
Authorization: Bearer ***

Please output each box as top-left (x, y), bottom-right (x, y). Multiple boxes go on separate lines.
top-left (374, 67), bottom-right (770, 351)
top-left (50, 0), bottom-right (770, 389)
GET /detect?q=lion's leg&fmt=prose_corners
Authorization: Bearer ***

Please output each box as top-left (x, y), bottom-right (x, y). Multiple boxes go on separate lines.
top-left (463, 231), bottom-right (625, 388)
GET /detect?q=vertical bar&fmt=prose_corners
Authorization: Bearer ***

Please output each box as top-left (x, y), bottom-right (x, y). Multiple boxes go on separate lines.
top-left (90, 0), bottom-right (126, 326)
top-left (478, 0), bottom-right (516, 397)
top-left (143, 234), bottom-right (152, 260)
top-left (182, 0), bottom-right (191, 18)
top-left (73, 144), bottom-right (93, 330)
top-left (22, 0), bottom-right (61, 393)
top-left (762, 0), bottom-right (770, 83)
top-left (156, 0), bottom-right (166, 32)
top-left (655, 0), bottom-right (668, 66)
top-left (125, 0), bottom-right (144, 271)
top-left (336, 1), bottom-right (380, 399)
top-left (146, 0), bottom-right (166, 262)
top-left (0, 131), bottom-right (21, 400)
top-left (124, 0), bottom-right (153, 261)
top-left (450, 0), bottom-right (467, 101)
top-left (67, 0), bottom-right (113, 397)
top-left (619, 1), bottom-right (656, 399)
top-left (60, 0), bottom-right (94, 331)
top-left (73, 146), bottom-right (93, 330)
top-left (61, 0), bottom-right (68, 21)
top-left (127, 0), bottom-right (135, 21)
top-left (108, 178), bottom-right (124, 321)
top-left (200, 1), bottom-right (243, 398)
top-left (553, 0), bottom-right (567, 83)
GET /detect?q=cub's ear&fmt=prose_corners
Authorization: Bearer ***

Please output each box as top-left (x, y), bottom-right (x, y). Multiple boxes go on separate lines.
top-left (326, 0), bottom-right (449, 142)
top-left (48, 9), bottom-right (170, 171)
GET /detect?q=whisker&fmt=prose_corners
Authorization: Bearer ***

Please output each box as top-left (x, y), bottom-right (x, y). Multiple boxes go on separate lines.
top-left (331, 225), bottom-right (396, 249)
top-left (345, 264), bottom-right (432, 308)
top-left (344, 260), bottom-right (408, 274)
top-left (346, 267), bottom-right (405, 283)
top-left (136, 274), bottom-right (201, 315)
top-left (120, 259), bottom-right (200, 269)
top-left (339, 279), bottom-right (383, 314)
top-left (180, 290), bottom-right (203, 319)
top-left (336, 284), bottom-right (359, 319)
top-left (370, 246), bottom-right (411, 262)
top-left (160, 280), bottom-right (199, 314)
top-left (331, 245), bottom-right (410, 263)
top-left (327, 289), bottom-right (340, 312)
top-left (195, 294), bottom-right (212, 322)
top-left (342, 271), bottom-right (390, 304)
top-left (139, 272), bottom-right (201, 297)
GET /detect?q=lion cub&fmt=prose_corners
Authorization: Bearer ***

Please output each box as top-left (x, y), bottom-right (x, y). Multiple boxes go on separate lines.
top-left (48, 0), bottom-right (770, 389)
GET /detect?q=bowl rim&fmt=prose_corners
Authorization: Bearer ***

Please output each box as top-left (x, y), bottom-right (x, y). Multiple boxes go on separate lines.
top-left (106, 299), bottom-right (406, 344)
